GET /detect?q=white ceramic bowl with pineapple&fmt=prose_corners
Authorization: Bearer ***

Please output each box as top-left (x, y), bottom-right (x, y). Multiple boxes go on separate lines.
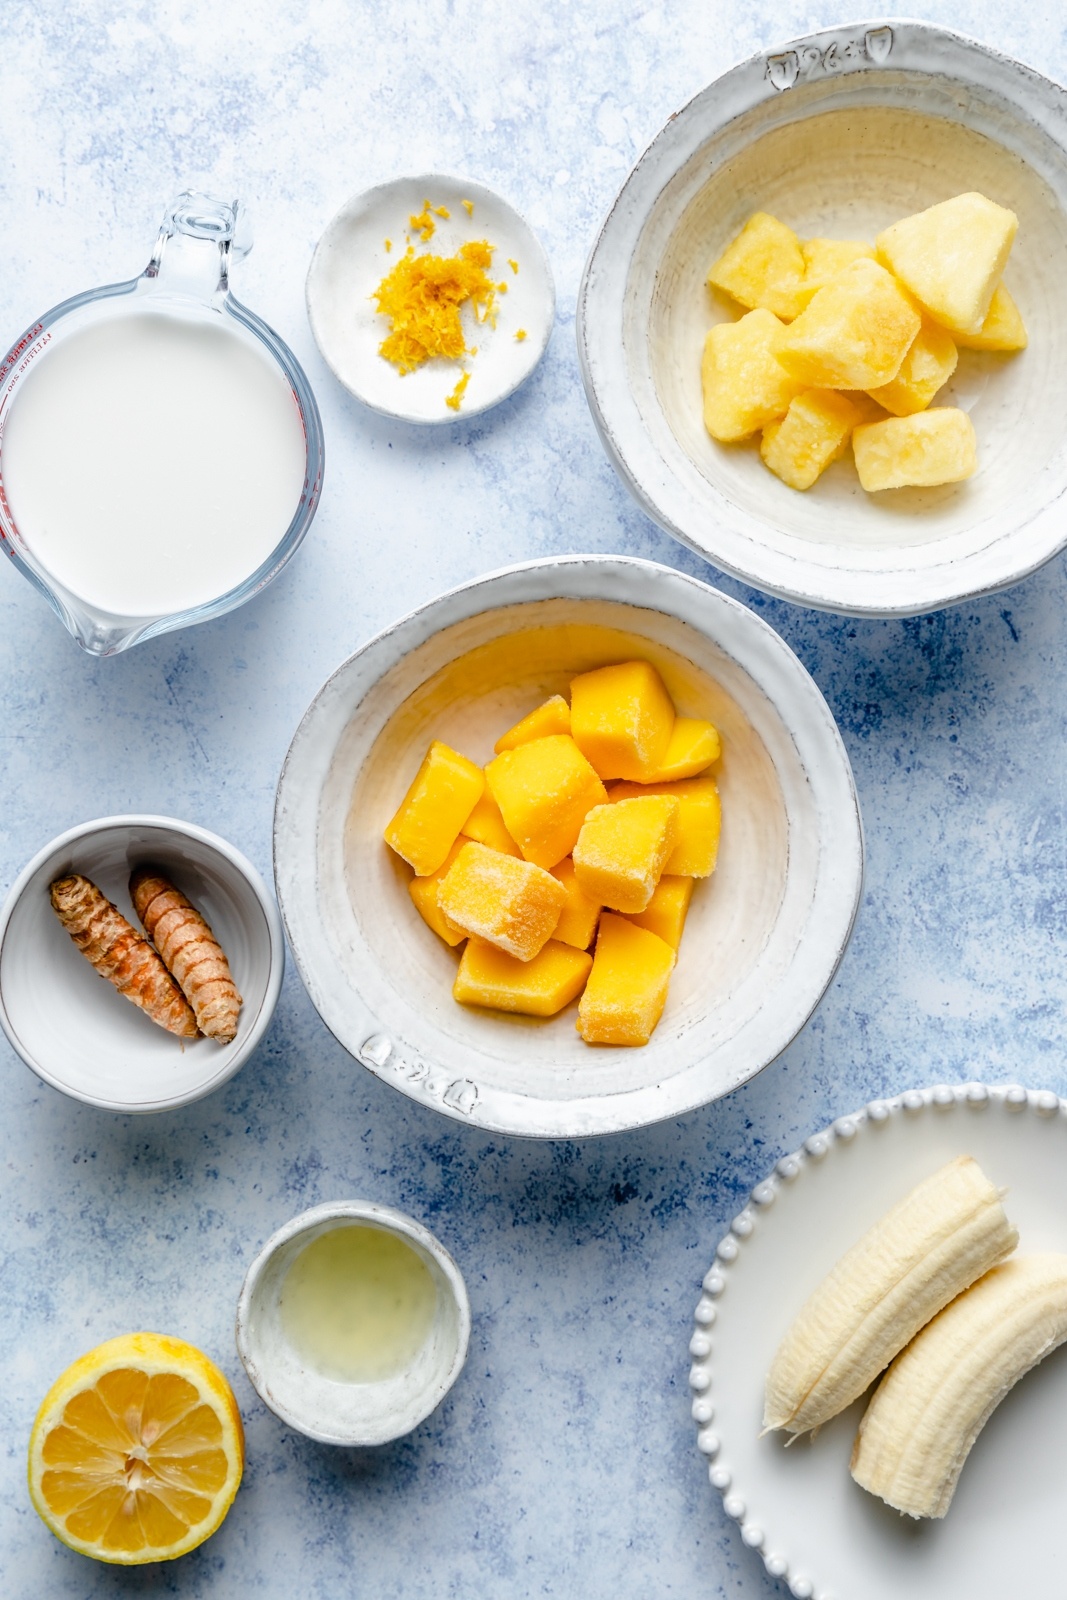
top-left (578, 19), bottom-right (1067, 616)
top-left (273, 556), bottom-right (863, 1139)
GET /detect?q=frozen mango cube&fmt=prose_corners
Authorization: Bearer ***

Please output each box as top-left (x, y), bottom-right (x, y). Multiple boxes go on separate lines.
top-left (485, 735), bottom-right (607, 870)
top-left (608, 777), bottom-right (721, 877)
top-left (572, 796), bottom-right (680, 914)
top-left (646, 717), bottom-right (721, 781)
top-left (408, 839), bottom-right (468, 947)
top-left (866, 319), bottom-right (957, 416)
top-left (706, 212), bottom-right (807, 321)
top-left (954, 282), bottom-right (1027, 351)
top-left (853, 407), bottom-right (977, 491)
top-left (796, 238), bottom-right (876, 309)
top-left (701, 309), bottom-right (804, 442)
top-left (461, 787), bottom-right (520, 856)
top-left (454, 938), bottom-right (592, 1017)
top-left (876, 192), bottom-right (1018, 336)
top-left (549, 857), bottom-right (602, 949)
top-left (577, 914), bottom-right (675, 1046)
top-left (760, 389), bottom-right (866, 491)
top-left (623, 875), bottom-right (694, 950)
top-left (776, 258), bottom-right (921, 390)
top-left (494, 694), bottom-right (571, 752)
top-left (570, 660), bottom-right (676, 782)
top-left (384, 740), bottom-right (484, 876)
top-left (437, 841), bottom-right (565, 961)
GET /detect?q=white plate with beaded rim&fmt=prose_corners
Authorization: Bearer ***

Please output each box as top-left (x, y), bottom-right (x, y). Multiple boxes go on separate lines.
top-left (689, 1083), bottom-right (1067, 1600)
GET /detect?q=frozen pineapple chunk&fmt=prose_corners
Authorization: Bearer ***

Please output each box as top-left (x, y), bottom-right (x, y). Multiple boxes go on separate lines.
top-left (796, 238), bottom-right (876, 309)
top-left (608, 777), bottom-right (721, 877)
top-left (954, 282), bottom-right (1027, 351)
top-left (573, 796), bottom-right (680, 914)
top-left (776, 258), bottom-right (921, 390)
top-left (701, 309), bottom-right (804, 442)
top-left (461, 787), bottom-right (520, 856)
top-left (408, 840), bottom-right (468, 947)
top-left (577, 914), bottom-right (676, 1046)
top-left (876, 192), bottom-right (1018, 336)
top-left (706, 212), bottom-right (808, 322)
top-left (760, 389), bottom-right (866, 491)
top-left (570, 660), bottom-right (676, 782)
top-left (486, 734), bottom-right (607, 870)
top-left (623, 874), bottom-right (694, 950)
top-left (455, 938), bottom-right (592, 1018)
top-left (853, 407), bottom-right (977, 492)
top-left (646, 717), bottom-right (721, 782)
top-left (866, 319), bottom-right (958, 415)
top-left (549, 857), bottom-right (602, 950)
top-left (384, 740), bottom-right (485, 876)
top-left (437, 841), bottom-right (565, 961)
top-left (494, 694), bottom-right (571, 752)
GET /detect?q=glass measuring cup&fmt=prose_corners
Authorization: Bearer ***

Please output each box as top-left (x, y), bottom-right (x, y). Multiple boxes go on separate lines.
top-left (0, 192), bottom-right (324, 655)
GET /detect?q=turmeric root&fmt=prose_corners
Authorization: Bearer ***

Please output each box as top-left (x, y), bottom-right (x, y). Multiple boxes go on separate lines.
top-left (130, 867), bottom-right (242, 1044)
top-left (49, 874), bottom-right (199, 1037)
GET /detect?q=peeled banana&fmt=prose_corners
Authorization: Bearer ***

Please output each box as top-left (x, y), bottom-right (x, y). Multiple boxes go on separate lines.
top-left (764, 1155), bottom-right (1017, 1435)
top-left (851, 1253), bottom-right (1067, 1517)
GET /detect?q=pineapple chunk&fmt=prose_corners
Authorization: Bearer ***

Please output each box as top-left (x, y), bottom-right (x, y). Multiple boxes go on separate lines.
top-left (760, 389), bottom-right (866, 491)
top-left (408, 840), bottom-right (468, 948)
top-left (623, 874), bottom-right (694, 950)
top-left (645, 717), bottom-right (721, 782)
top-left (384, 740), bottom-right (485, 876)
top-left (454, 938), bottom-right (592, 1017)
top-left (876, 192), bottom-right (1018, 336)
top-left (494, 694), bottom-right (571, 752)
top-left (796, 238), bottom-right (876, 309)
top-left (485, 734), bottom-right (607, 870)
top-left (577, 914), bottom-right (675, 1046)
top-left (853, 407), bottom-right (977, 491)
top-left (701, 309), bottom-right (803, 442)
top-left (572, 795), bottom-right (680, 914)
top-left (866, 319), bottom-right (958, 416)
top-left (608, 778), bottom-right (721, 877)
top-left (460, 787), bottom-right (521, 856)
top-left (570, 659), bottom-right (676, 782)
top-left (549, 857), bottom-right (602, 950)
top-left (954, 282), bottom-right (1027, 351)
top-left (776, 258), bottom-right (921, 390)
top-left (707, 212), bottom-right (808, 321)
top-left (437, 841), bottom-right (565, 961)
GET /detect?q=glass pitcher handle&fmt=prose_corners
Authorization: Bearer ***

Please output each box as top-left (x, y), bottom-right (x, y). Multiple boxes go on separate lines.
top-left (144, 191), bottom-right (254, 301)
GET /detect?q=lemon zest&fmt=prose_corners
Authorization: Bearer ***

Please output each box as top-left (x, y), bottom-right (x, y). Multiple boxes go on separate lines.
top-left (515, 328), bottom-right (528, 342)
top-left (446, 371), bottom-right (471, 411)
top-left (462, 199), bottom-right (474, 216)
top-left (372, 240), bottom-right (498, 375)
top-left (508, 258), bottom-right (519, 273)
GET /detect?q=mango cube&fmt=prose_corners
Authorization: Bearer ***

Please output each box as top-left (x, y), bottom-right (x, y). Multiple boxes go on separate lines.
top-left (876, 191), bottom-right (1018, 336)
top-left (408, 840), bottom-right (468, 947)
top-left (706, 212), bottom-right (807, 322)
top-left (701, 309), bottom-right (804, 442)
top-left (866, 319), bottom-right (958, 416)
top-left (607, 777), bottom-right (721, 878)
top-left (797, 238), bottom-right (876, 308)
top-left (454, 938), bottom-right (592, 1018)
top-left (761, 389), bottom-right (866, 491)
top-left (461, 787), bottom-right (520, 856)
top-left (384, 740), bottom-right (484, 876)
top-left (437, 841), bottom-right (565, 961)
top-left (494, 694), bottom-right (571, 752)
top-left (776, 258), bottom-right (921, 390)
top-left (549, 857), bottom-right (602, 949)
top-left (572, 796), bottom-right (680, 914)
top-left (485, 734), bottom-right (607, 870)
top-left (646, 717), bottom-right (721, 782)
top-left (623, 875), bottom-right (694, 950)
top-left (853, 407), bottom-right (977, 492)
top-left (577, 914), bottom-right (676, 1046)
top-left (954, 282), bottom-right (1027, 351)
top-left (570, 660), bottom-right (676, 782)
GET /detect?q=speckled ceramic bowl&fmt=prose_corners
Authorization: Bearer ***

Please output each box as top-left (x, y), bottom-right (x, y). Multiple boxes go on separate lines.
top-left (579, 20), bottom-right (1067, 616)
top-left (273, 555), bottom-right (863, 1139)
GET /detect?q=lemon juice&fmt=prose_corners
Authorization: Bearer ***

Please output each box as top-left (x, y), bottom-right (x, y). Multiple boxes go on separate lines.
top-left (279, 1225), bottom-right (437, 1383)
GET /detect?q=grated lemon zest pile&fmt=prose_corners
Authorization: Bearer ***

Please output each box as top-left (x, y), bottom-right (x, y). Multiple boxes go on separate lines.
top-left (372, 239), bottom-right (499, 377)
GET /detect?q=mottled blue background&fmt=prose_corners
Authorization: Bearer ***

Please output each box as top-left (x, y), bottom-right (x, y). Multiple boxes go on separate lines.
top-left (1, 3), bottom-right (1063, 1594)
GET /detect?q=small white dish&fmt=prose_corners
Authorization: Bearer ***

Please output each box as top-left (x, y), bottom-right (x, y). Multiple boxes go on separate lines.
top-left (235, 1199), bottom-right (470, 1446)
top-left (579, 21), bottom-right (1067, 615)
top-left (690, 1083), bottom-right (1067, 1600)
top-left (273, 554), bottom-right (863, 1139)
top-left (306, 173), bottom-right (554, 423)
top-left (0, 815), bottom-right (284, 1111)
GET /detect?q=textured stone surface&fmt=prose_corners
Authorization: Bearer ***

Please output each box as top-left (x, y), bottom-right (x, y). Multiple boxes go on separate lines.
top-left (0, 1), bottom-right (1063, 1594)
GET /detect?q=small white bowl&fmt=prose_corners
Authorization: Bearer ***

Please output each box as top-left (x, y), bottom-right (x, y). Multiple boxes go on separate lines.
top-left (235, 1200), bottom-right (471, 1446)
top-left (273, 555), bottom-right (863, 1138)
top-left (306, 173), bottom-right (555, 423)
top-left (578, 21), bottom-right (1067, 615)
top-left (0, 816), bottom-right (284, 1111)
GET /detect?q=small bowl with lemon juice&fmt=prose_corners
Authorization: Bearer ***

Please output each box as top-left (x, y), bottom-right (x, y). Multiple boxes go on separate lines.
top-left (235, 1200), bottom-right (470, 1446)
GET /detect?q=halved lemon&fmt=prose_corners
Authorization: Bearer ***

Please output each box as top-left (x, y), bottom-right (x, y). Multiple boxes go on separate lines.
top-left (28, 1331), bottom-right (244, 1564)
